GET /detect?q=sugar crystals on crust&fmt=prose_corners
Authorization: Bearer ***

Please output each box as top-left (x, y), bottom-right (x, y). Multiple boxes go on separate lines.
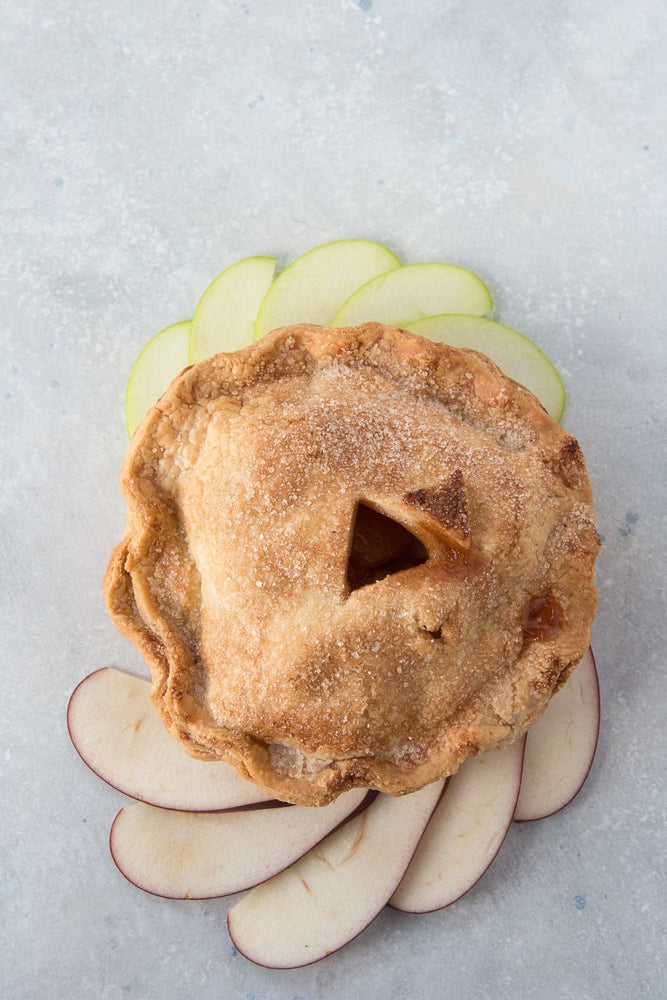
top-left (104, 323), bottom-right (600, 806)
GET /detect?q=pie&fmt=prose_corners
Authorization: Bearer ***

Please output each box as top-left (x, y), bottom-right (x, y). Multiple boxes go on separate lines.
top-left (104, 323), bottom-right (600, 806)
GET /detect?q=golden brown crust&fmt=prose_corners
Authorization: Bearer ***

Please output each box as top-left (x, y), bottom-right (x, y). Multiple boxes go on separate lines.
top-left (104, 323), bottom-right (599, 805)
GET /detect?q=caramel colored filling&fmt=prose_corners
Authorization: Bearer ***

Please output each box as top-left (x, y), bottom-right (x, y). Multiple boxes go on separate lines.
top-left (523, 594), bottom-right (564, 641)
top-left (347, 503), bottom-right (428, 591)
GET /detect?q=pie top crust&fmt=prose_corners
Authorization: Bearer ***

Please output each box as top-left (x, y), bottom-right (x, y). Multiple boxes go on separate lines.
top-left (104, 322), bottom-right (599, 806)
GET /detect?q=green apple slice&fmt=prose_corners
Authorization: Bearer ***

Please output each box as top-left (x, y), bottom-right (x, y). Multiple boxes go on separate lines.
top-left (254, 239), bottom-right (400, 340)
top-left (331, 262), bottom-right (492, 328)
top-left (189, 256), bottom-right (276, 362)
top-left (406, 314), bottom-right (565, 421)
top-left (125, 320), bottom-right (191, 438)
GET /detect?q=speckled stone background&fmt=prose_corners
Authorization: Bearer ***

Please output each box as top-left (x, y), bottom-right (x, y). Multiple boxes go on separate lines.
top-left (1, 1), bottom-right (665, 998)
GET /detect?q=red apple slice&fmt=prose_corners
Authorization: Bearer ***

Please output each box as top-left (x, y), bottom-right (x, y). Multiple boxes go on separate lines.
top-left (390, 737), bottom-right (525, 913)
top-left (109, 788), bottom-right (374, 899)
top-left (227, 780), bottom-right (445, 969)
top-left (514, 648), bottom-right (600, 821)
top-left (67, 668), bottom-right (275, 811)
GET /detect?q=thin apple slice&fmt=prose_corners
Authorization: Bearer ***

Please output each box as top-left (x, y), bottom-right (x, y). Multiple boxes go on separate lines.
top-left (67, 668), bottom-right (274, 811)
top-left (254, 238), bottom-right (400, 340)
top-left (514, 648), bottom-right (600, 821)
top-left (227, 779), bottom-right (445, 969)
top-left (125, 321), bottom-right (191, 438)
top-left (390, 737), bottom-right (525, 914)
top-left (189, 256), bottom-right (276, 362)
top-left (407, 314), bottom-right (566, 421)
top-left (331, 262), bottom-right (492, 328)
top-left (109, 789), bottom-right (374, 899)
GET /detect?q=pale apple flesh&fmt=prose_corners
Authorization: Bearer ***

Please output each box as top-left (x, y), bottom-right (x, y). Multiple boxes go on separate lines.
top-left (69, 648), bottom-right (599, 964)
top-left (390, 736), bottom-right (525, 913)
top-left (122, 244), bottom-right (570, 455)
top-left (125, 321), bottom-right (190, 438)
top-left (110, 788), bottom-right (374, 899)
top-left (227, 780), bottom-right (445, 969)
top-left (332, 262), bottom-right (493, 328)
top-left (189, 255), bottom-right (276, 362)
top-left (67, 668), bottom-right (275, 812)
top-left (253, 238), bottom-right (400, 340)
top-left (406, 314), bottom-right (566, 421)
top-left (514, 648), bottom-right (600, 821)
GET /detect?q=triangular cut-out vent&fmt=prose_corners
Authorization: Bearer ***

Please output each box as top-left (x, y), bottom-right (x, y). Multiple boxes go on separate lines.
top-left (347, 503), bottom-right (428, 592)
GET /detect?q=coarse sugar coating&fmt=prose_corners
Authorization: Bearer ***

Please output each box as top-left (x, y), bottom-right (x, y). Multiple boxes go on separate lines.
top-left (104, 323), bottom-right (600, 805)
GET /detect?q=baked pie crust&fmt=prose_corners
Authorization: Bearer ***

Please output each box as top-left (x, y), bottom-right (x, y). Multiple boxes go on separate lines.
top-left (104, 323), bottom-right (600, 806)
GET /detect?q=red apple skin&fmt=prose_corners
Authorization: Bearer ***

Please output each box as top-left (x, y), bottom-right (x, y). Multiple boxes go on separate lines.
top-left (67, 667), bottom-right (122, 786)
top-left (227, 783), bottom-right (447, 970)
top-left (513, 647), bottom-right (600, 823)
top-left (108, 790), bottom-right (379, 901)
top-left (71, 644), bottom-right (601, 962)
top-left (389, 736), bottom-right (525, 915)
top-left (66, 668), bottom-right (283, 813)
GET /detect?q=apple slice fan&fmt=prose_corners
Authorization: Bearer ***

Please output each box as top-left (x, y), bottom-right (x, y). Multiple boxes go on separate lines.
top-left (68, 239), bottom-right (600, 969)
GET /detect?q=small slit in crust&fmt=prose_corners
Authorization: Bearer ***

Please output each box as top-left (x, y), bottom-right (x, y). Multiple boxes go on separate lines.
top-left (346, 502), bottom-right (429, 591)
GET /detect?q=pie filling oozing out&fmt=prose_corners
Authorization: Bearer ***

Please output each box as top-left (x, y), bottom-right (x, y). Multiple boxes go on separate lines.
top-left (104, 323), bottom-right (600, 806)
